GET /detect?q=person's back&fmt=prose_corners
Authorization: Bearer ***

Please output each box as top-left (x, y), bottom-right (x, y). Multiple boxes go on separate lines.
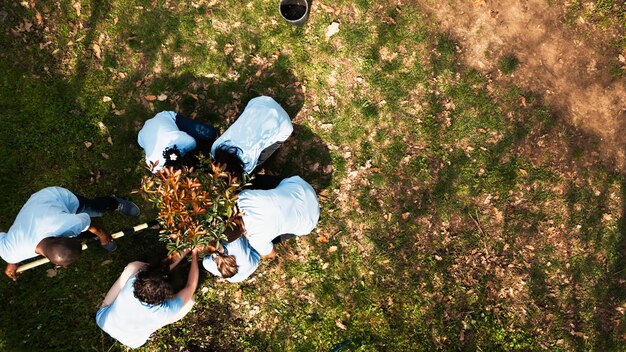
top-left (137, 111), bottom-right (197, 172)
top-left (96, 275), bottom-right (184, 348)
top-left (203, 236), bottom-right (261, 283)
top-left (211, 96), bottom-right (293, 174)
top-left (238, 176), bottom-right (320, 256)
top-left (0, 187), bottom-right (89, 264)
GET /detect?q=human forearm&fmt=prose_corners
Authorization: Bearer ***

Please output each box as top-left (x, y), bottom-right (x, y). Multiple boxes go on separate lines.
top-left (88, 224), bottom-right (111, 245)
top-left (177, 251), bottom-right (199, 304)
top-left (168, 248), bottom-right (192, 271)
top-left (261, 248), bottom-right (277, 259)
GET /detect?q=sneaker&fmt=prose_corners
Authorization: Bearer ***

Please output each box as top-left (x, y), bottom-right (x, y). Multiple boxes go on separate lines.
top-left (101, 240), bottom-right (117, 252)
top-left (113, 196), bottom-right (140, 216)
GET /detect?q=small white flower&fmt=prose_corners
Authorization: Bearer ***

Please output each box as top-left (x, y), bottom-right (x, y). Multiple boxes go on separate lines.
top-left (169, 153), bottom-right (178, 161)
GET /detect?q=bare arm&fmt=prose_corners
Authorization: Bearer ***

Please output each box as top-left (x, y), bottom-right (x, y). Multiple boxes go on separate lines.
top-left (88, 224), bottom-right (112, 246)
top-left (175, 250), bottom-right (199, 304)
top-left (167, 248), bottom-right (192, 271)
top-left (261, 248), bottom-right (277, 259)
top-left (4, 263), bottom-right (18, 281)
top-left (101, 261), bottom-right (147, 307)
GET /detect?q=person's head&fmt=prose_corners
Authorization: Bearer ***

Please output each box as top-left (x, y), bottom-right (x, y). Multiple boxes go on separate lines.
top-left (133, 265), bottom-right (175, 305)
top-left (213, 144), bottom-right (245, 176)
top-left (224, 217), bottom-right (245, 242)
top-left (38, 237), bottom-right (82, 267)
top-left (214, 252), bottom-right (238, 279)
top-left (163, 145), bottom-right (183, 169)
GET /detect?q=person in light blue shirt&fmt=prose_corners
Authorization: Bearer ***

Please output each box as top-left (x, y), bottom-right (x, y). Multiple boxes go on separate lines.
top-left (211, 96), bottom-right (293, 176)
top-left (202, 236), bottom-right (261, 283)
top-left (0, 187), bottom-right (139, 280)
top-left (236, 176), bottom-right (320, 258)
top-left (138, 111), bottom-right (217, 172)
top-left (96, 249), bottom-right (200, 349)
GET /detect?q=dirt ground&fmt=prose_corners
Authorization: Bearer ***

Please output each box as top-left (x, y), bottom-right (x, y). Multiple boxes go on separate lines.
top-left (418, 0), bottom-right (626, 169)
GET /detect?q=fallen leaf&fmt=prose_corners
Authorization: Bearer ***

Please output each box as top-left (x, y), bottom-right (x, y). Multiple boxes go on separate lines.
top-left (84, 141), bottom-right (93, 149)
top-left (401, 212), bottom-right (410, 220)
top-left (101, 152), bottom-right (109, 159)
top-left (520, 95), bottom-right (526, 107)
top-left (73, 2), bottom-right (81, 17)
top-left (24, 20), bottom-right (33, 32)
top-left (325, 22), bottom-right (340, 38)
top-left (107, 136), bottom-right (113, 145)
top-left (435, 255), bottom-right (443, 261)
top-left (335, 319), bottom-right (347, 330)
top-left (101, 259), bottom-right (113, 266)
top-left (157, 93), bottom-right (167, 101)
top-left (34, 11), bottom-right (43, 26)
top-left (97, 121), bottom-right (108, 132)
top-left (144, 95), bottom-right (157, 101)
top-left (102, 96), bottom-right (112, 102)
top-left (316, 236), bottom-right (329, 243)
top-left (224, 43), bottom-right (235, 55)
top-left (113, 109), bottom-right (126, 116)
top-left (92, 43), bottom-right (101, 59)
top-left (46, 268), bottom-right (57, 277)
top-left (328, 246), bottom-right (338, 253)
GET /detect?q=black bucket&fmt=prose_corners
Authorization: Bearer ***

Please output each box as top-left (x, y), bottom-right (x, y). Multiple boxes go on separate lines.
top-left (279, 0), bottom-right (309, 26)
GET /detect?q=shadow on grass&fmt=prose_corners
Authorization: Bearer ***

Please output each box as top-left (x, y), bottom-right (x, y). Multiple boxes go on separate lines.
top-left (263, 124), bottom-right (333, 192)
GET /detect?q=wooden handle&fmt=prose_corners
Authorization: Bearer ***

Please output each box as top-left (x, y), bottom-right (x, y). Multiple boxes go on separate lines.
top-left (16, 222), bottom-right (155, 273)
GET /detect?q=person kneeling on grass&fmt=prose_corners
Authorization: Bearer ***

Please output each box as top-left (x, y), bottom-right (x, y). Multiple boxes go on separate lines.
top-left (203, 234), bottom-right (261, 283)
top-left (138, 111), bottom-right (218, 172)
top-left (231, 175), bottom-right (320, 259)
top-left (0, 186), bottom-right (140, 280)
top-left (211, 96), bottom-right (293, 176)
top-left (96, 248), bottom-right (200, 349)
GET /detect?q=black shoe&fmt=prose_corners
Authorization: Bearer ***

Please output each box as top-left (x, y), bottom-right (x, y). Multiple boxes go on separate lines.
top-left (113, 196), bottom-right (140, 216)
top-left (102, 241), bottom-right (117, 252)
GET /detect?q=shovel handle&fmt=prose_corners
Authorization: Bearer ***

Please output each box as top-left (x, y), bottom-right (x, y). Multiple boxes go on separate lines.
top-left (16, 221), bottom-right (157, 273)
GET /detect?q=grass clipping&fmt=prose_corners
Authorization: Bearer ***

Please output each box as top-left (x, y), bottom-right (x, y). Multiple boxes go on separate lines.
top-left (140, 156), bottom-right (246, 255)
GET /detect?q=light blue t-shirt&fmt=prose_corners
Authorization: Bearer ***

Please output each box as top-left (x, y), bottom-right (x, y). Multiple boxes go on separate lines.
top-left (96, 275), bottom-right (185, 349)
top-left (0, 187), bottom-right (90, 264)
top-left (238, 176), bottom-right (320, 256)
top-left (211, 96), bottom-right (293, 173)
top-left (137, 111), bottom-right (197, 172)
top-left (202, 236), bottom-right (261, 283)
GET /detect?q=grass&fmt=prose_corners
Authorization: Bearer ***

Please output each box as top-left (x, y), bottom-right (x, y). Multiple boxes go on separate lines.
top-left (0, 0), bottom-right (625, 351)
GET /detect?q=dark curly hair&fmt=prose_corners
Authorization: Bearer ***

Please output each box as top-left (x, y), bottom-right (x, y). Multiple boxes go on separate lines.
top-left (213, 144), bottom-right (245, 177)
top-left (133, 265), bottom-right (174, 305)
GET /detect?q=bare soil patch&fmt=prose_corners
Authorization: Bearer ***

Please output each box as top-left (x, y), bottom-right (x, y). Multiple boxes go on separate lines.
top-left (419, 0), bottom-right (626, 169)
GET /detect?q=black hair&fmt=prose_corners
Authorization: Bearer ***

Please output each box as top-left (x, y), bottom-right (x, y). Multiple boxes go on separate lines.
top-left (213, 144), bottom-right (245, 177)
top-left (163, 145), bottom-right (183, 169)
top-left (133, 264), bottom-right (175, 305)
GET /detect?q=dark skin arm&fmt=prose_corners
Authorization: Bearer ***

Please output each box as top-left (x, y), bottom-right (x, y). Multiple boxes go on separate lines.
top-left (87, 223), bottom-right (113, 246)
top-left (4, 263), bottom-right (18, 281)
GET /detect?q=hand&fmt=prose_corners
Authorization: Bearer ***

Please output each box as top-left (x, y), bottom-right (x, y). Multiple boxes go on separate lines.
top-left (5, 263), bottom-right (18, 281)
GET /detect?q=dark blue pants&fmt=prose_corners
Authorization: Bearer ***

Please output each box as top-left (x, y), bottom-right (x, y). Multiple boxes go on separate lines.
top-left (175, 114), bottom-right (218, 153)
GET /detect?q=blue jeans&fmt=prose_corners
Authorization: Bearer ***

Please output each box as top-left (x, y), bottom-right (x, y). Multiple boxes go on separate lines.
top-left (175, 114), bottom-right (218, 153)
top-left (76, 195), bottom-right (117, 217)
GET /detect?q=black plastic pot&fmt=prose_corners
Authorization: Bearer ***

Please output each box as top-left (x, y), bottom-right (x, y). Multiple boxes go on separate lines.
top-left (279, 0), bottom-right (310, 26)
